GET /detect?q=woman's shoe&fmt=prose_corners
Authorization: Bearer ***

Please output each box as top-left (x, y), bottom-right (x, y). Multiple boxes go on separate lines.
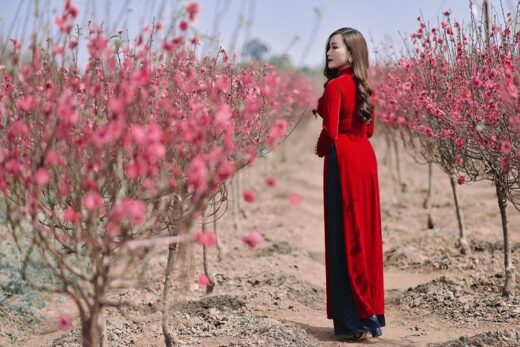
top-left (350, 331), bottom-right (369, 341)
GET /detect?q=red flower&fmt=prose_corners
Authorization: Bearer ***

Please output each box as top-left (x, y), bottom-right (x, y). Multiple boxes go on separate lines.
top-left (187, 2), bottom-right (200, 21)
top-left (289, 193), bottom-right (301, 206)
top-left (195, 231), bottom-right (218, 248)
top-left (241, 231), bottom-right (263, 249)
top-left (265, 176), bottom-right (276, 187)
top-left (179, 20), bottom-right (189, 32)
top-left (243, 190), bottom-right (256, 203)
top-left (57, 314), bottom-right (72, 331)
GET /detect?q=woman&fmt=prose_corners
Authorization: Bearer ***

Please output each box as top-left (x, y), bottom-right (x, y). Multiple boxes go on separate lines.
top-left (313, 27), bottom-right (385, 341)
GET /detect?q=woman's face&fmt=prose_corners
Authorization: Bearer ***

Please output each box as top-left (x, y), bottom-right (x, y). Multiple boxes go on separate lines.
top-left (327, 33), bottom-right (351, 70)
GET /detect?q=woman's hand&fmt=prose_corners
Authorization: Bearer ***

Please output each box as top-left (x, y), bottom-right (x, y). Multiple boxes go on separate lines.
top-left (312, 108), bottom-right (319, 118)
top-left (315, 129), bottom-right (331, 157)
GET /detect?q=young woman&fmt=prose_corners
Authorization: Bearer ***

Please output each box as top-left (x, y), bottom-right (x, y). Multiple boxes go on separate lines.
top-left (313, 27), bottom-right (385, 341)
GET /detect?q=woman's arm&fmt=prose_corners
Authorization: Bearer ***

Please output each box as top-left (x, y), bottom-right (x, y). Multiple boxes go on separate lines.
top-left (321, 80), bottom-right (342, 142)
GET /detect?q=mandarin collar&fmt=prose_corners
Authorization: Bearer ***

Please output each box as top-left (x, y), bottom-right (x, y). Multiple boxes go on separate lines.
top-left (338, 66), bottom-right (354, 76)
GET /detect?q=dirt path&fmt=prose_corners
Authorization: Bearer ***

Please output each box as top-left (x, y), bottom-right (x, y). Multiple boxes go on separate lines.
top-left (2, 118), bottom-right (519, 346)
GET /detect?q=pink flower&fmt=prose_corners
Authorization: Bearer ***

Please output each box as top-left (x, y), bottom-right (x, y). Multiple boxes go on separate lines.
top-left (289, 193), bottom-right (301, 206)
top-left (111, 199), bottom-right (146, 225)
top-left (57, 91), bottom-right (78, 125)
top-left (265, 176), bottom-right (276, 187)
top-left (8, 121), bottom-right (29, 139)
top-left (187, 157), bottom-right (208, 195)
top-left (179, 20), bottom-right (189, 31)
top-left (455, 137), bottom-right (464, 149)
top-left (241, 231), bottom-right (263, 249)
top-left (457, 175), bottom-right (465, 185)
top-left (215, 103), bottom-right (232, 129)
top-left (16, 95), bottom-right (37, 113)
top-left (195, 231), bottom-right (218, 247)
top-left (401, 81), bottom-right (412, 90)
top-left (106, 222), bottom-right (120, 237)
top-left (83, 192), bottom-right (104, 211)
top-left (501, 140), bottom-right (512, 155)
top-left (197, 274), bottom-right (210, 286)
top-left (45, 150), bottom-right (61, 166)
top-left (57, 313), bottom-right (72, 331)
top-left (243, 190), bottom-right (256, 203)
top-left (63, 207), bottom-right (81, 223)
top-left (265, 119), bottom-right (288, 148)
top-left (33, 168), bottom-right (50, 186)
top-left (58, 176), bottom-right (72, 196)
top-left (217, 160), bottom-right (235, 181)
top-left (186, 2), bottom-right (200, 21)
top-left (145, 142), bottom-right (166, 162)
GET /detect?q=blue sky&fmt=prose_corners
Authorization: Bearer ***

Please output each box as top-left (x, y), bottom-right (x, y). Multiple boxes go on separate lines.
top-left (0, 0), bottom-right (516, 68)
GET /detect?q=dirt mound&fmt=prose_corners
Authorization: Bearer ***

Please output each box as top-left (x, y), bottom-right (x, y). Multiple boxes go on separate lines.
top-left (431, 329), bottom-right (520, 346)
top-left (396, 274), bottom-right (520, 326)
top-left (385, 238), bottom-right (520, 273)
top-left (237, 273), bottom-right (325, 309)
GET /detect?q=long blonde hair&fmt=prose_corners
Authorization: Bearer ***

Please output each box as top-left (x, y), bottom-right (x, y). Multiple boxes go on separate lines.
top-left (323, 27), bottom-right (374, 123)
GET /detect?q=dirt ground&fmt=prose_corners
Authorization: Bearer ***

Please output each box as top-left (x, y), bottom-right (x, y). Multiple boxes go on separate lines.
top-left (1, 117), bottom-right (519, 346)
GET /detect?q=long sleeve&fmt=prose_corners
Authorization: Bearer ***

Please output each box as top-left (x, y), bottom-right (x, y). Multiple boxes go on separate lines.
top-left (321, 80), bottom-right (342, 142)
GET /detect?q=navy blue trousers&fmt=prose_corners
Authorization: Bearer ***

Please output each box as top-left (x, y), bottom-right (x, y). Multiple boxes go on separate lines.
top-left (326, 145), bottom-right (384, 337)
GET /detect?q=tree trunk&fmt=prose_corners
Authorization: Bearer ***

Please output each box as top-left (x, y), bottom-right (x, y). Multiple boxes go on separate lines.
top-left (231, 179), bottom-right (240, 232)
top-left (201, 210), bottom-right (215, 294)
top-left (161, 243), bottom-right (178, 347)
top-left (449, 174), bottom-right (469, 255)
top-left (81, 302), bottom-right (103, 347)
top-left (495, 181), bottom-right (515, 298)
top-left (423, 162), bottom-right (434, 229)
top-left (392, 137), bottom-right (406, 193)
top-left (161, 201), bottom-right (181, 347)
top-left (213, 196), bottom-right (223, 262)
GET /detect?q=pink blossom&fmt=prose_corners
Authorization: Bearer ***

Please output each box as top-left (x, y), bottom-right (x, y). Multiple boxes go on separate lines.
top-left (265, 176), bottom-right (276, 187)
top-left (106, 222), bottom-right (120, 237)
top-left (241, 231), bottom-right (263, 249)
top-left (57, 92), bottom-right (78, 125)
top-left (145, 142), bottom-right (166, 162)
top-left (63, 207), bottom-right (81, 223)
top-left (243, 190), bottom-right (256, 203)
top-left (108, 98), bottom-right (124, 116)
top-left (457, 175), bottom-right (465, 185)
top-left (83, 192), bottom-right (104, 211)
top-left (58, 176), bottom-right (72, 197)
top-left (266, 119), bottom-right (288, 147)
top-left (289, 193), bottom-right (301, 206)
top-left (130, 125), bottom-right (147, 145)
top-left (57, 314), bottom-right (72, 331)
top-left (455, 138), bottom-right (464, 149)
top-left (16, 95), bottom-right (37, 113)
top-left (187, 157), bottom-right (208, 195)
top-left (45, 151), bottom-right (60, 166)
top-left (186, 2), bottom-right (200, 22)
top-left (501, 140), bottom-right (512, 154)
top-left (215, 103), bottom-right (232, 129)
top-left (8, 121), bottom-right (29, 139)
top-left (195, 231), bottom-right (218, 247)
top-left (33, 168), bottom-right (50, 186)
top-left (111, 199), bottom-right (146, 225)
top-left (217, 160), bottom-right (235, 181)
top-left (197, 274), bottom-right (210, 286)
top-left (179, 20), bottom-right (189, 31)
